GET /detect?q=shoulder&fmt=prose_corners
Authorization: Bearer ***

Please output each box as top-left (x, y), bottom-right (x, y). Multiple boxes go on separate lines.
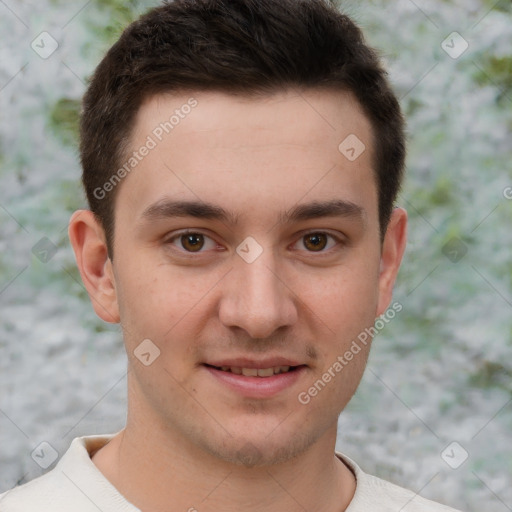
top-left (336, 452), bottom-right (464, 512)
top-left (0, 467), bottom-right (65, 512)
top-left (0, 432), bottom-right (134, 512)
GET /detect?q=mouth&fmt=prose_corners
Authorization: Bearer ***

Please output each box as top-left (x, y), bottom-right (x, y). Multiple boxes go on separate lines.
top-left (204, 364), bottom-right (301, 377)
top-left (202, 362), bottom-right (307, 398)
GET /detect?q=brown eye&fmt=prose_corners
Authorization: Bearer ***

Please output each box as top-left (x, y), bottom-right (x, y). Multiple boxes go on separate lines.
top-left (180, 233), bottom-right (205, 252)
top-left (303, 233), bottom-right (328, 252)
top-left (166, 230), bottom-right (218, 256)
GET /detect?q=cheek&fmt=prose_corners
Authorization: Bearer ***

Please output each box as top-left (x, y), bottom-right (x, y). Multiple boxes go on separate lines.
top-left (114, 259), bottom-right (215, 349)
top-left (304, 263), bottom-right (380, 334)
top-left (113, 261), bottom-right (167, 344)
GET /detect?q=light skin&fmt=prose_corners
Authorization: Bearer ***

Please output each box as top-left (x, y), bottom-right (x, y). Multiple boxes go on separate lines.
top-left (69, 88), bottom-right (407, 512)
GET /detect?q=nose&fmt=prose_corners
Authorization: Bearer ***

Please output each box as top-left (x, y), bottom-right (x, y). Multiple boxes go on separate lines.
top-left (218, 248), bottom-right (298, 339)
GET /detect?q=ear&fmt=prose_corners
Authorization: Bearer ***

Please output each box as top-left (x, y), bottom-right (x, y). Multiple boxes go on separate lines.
top-left (68, 210), bottom-right (120, 323)
top-left (376, 207), bottom-right (407, 317)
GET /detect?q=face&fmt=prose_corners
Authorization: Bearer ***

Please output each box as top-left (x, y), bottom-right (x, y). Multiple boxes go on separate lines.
top-left (71, 89), bottom-right (406, 467)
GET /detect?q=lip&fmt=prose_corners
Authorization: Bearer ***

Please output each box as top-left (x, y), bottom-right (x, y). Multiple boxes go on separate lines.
top-left (203, 364), bottom-right (307, 399)
top-left (205, 357), bottom-right (303, 369)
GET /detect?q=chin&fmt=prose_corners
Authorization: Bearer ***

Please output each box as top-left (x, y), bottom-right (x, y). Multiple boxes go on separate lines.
top-left (198, 428), bottom-right (320, 468)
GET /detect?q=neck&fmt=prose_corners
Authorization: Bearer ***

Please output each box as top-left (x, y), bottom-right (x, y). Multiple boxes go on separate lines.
top-left (92, 423), bottom-right (355, 512)
top-left (92, 405), bottom-right (356, 512)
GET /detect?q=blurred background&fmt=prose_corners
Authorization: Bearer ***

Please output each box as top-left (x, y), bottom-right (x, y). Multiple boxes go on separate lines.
top-left (0, 0), bottom-right (511, 510)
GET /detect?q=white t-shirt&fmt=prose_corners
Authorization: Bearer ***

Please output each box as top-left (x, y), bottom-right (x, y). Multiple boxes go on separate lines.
top-left (0, 433), bottom-right (462, 511)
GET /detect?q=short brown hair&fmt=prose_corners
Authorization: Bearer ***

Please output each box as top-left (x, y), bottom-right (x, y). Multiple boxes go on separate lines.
top-left (80, 0), bottom-right (406, 258)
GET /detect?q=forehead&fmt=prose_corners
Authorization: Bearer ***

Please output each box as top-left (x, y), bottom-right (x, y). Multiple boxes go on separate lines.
top-left (133, 88), bottom-right (373, 153)
top-left (118, 88), bottom-right (377, 228)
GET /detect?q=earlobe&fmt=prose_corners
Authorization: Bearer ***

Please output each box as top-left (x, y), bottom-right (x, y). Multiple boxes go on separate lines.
top-left (376, 207), bottom-right (407, 317)
top-left (68, 210), bottom-right (120, 323)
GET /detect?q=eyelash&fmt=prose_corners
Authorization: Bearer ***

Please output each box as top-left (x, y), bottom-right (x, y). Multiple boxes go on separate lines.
top-left (165, 229), bottom-right (344, 256)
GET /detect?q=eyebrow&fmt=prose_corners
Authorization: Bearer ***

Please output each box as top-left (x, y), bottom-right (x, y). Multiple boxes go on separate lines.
top-left (279, 199), bottom-right (365, 224)
top-left (140, 198), bottom-right (365, 226)
top-left (140, 198), bottom-right (240, 225)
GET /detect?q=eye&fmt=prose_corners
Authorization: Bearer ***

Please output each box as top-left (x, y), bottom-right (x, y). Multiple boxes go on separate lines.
top-left (294, 232), bottom-right (342, 253)
top-left (166, 231), bottom-right (218, 253)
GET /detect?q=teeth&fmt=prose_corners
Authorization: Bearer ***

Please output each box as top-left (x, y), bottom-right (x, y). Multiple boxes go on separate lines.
top-left (217, 365), bottom-right (293, 376)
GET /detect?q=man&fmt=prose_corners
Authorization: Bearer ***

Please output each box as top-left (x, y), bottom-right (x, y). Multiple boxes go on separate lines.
top-left (0, 0), bottom-right (462, 510)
